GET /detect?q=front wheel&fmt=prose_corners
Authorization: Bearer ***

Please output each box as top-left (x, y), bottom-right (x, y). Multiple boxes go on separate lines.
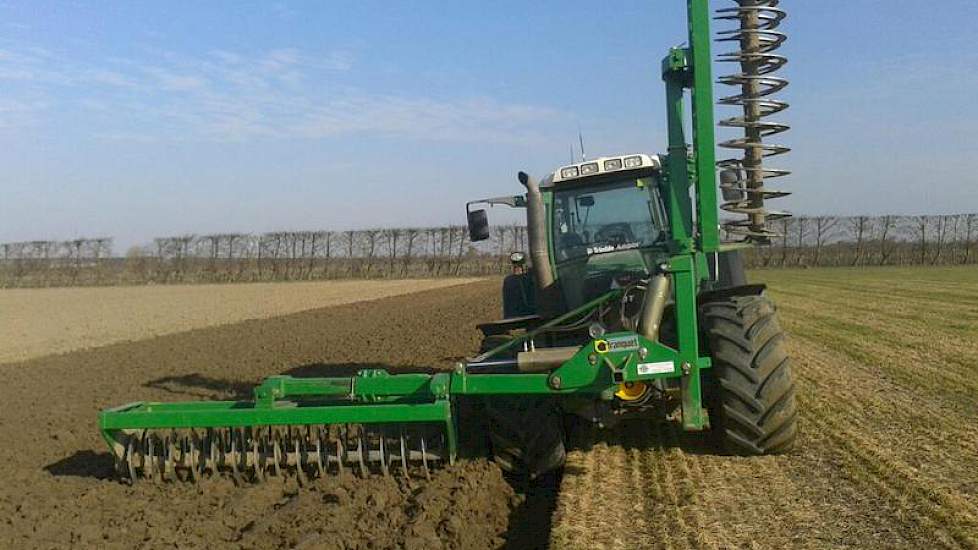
top-left (485, 396), bottom-right (566, 480)
top-left (701, 294), bottom-right (798, 454)
top-left (478, 336), bottom-right (566, 478)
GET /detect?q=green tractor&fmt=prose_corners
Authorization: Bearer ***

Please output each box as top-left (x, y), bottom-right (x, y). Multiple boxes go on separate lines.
top-left (99, 0), bottom-right (796, 482)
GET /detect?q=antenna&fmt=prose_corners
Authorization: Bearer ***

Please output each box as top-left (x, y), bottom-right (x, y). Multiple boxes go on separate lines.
top-left (578, 126), bottom-right (586, 161)
top-left (570, 144), bottom-right (575, 164)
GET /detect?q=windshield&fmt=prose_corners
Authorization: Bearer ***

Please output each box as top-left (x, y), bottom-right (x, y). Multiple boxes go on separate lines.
top-left (552, 176), bottom-right (664, 263)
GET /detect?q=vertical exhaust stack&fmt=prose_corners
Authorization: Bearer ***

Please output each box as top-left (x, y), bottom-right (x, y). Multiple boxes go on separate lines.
top-left (518, 171), bottom-right (555, 291)
top-left (716, 0), bottom-right (792, 243)
top-left (638, 272), bottom-right (671, 342)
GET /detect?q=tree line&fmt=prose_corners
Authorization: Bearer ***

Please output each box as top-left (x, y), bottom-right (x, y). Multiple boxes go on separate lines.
top-left (740, 214), bottom-right (977, 268)
top-left (0, 226), bottom-right (529, 287)
top-left (1, 214), bottom-right (974, 287)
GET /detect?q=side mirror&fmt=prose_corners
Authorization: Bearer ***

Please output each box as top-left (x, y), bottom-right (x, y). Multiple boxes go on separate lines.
top-left (467, 209), bottom-right (490, 241)
top-left (719, 168), bottom-right (744, 202)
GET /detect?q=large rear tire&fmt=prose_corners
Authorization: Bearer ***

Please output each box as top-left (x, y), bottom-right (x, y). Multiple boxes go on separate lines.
top-left (701, 294), bottom-right (798, 454)
top-left (478, 336), bottom-right (566, 479)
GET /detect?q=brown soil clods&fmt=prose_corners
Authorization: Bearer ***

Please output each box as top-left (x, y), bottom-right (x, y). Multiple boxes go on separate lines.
top-left (0, 280), bottom-right (520, 549)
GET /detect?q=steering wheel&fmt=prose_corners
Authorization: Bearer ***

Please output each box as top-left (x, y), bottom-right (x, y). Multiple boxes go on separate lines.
top-left (593, 223), bottom-right (635, 245)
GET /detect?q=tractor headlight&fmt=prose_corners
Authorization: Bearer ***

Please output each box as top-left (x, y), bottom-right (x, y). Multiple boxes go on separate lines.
top-left (560, 166), bottom-right (580, 179)
top-left (580, 162), bottom-right (599, 176)
top-left (624, 155), bottom-right (643, 168)
top-left (509, 251), bottom-right (526, 264)
top-left (604, 158), bottom-right (623, 171)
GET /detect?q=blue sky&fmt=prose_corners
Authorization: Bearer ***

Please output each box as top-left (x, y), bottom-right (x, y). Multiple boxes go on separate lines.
top-left (1, 1), bottom-right (977, 248)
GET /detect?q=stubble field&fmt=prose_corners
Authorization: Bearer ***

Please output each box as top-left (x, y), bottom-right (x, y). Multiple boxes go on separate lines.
top-left (0, 267), bottom-right (975, 549)
top-left (553, 266), bottom-right (978, 549)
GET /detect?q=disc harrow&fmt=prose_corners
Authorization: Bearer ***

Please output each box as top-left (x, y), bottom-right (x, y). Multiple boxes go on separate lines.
top-left (114, 424), bottom-right (445, 483)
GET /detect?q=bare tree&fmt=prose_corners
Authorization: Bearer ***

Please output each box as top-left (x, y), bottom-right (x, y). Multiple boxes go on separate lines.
top-left (794, 217), bottom-right (809, 266)
top-left (360, 229), bottom-right (381, 276)
top-left (965, 214), bottom-right (976, 265)
top-left (877, 215), bottom-right (896, 266)
top-left (848, 216), bottom-right (869, 266)
top-left (812, 216), bottom-right (839, 266)
top-left (931, 215), bottom-right (953, 265)
top-left (383, 228), bottom-right (401, 276)
top-left (913, 215), bottom-right (929, 265)
top-left (401, 228), bottom-right (420, 276)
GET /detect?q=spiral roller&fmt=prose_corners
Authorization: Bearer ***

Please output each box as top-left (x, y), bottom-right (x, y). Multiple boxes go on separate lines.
top-left (114, 424), bottom-right (445, 483)
top-left (715, 0), bottom-right (792, 243)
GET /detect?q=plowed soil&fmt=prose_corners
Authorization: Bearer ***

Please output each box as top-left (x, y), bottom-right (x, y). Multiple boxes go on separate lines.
top-left (0, 280), bottom-right (526, 550)
top-left (3, 267), bottom-right (977, 549)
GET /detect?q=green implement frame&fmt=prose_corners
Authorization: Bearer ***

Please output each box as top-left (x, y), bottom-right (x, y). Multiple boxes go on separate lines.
top-left (99, 0), bottom-right (723, 467)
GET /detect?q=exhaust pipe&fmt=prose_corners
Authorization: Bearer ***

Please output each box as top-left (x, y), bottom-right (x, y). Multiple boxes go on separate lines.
top-left (638, 271), bottom-right (671, 341)
top-left (518, 171), bottom-right (555, 291)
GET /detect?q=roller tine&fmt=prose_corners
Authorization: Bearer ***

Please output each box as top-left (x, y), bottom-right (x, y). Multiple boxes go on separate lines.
top-left (189, 431), bottom-right (197, 473)
top-left (214, 430), bottom-right (223, 473)
top-left (176, 432), bottom-right (185, 478)
top-left (188, 432), bottom-right (200, 484)
top-left (216, 430), bottom-right (226, 474)
top-left (240, 428), bottom-right (251, 480)
top-left (125, 437), bottom-right (137, 483)
top-left (196, 430), bottom-right (206, 482)
top-left (225, 429), bottom-right (234, 471)
top-left (156, 433), bottom-right (166, 482)
top-left (208, 429), bottom-right (220, 477)
top-left (324, 426), bottom-right (334, 476)
top-left (252, 428), bottom-right (264, 482)
top-left (139, 434), bottom-right (147, 479)
top-left (229, 429), bottom-right (243, 485)
top-left (171, 432), bottom-right (180, 481)
top-left (356, 433), bottom-right (367, 478)
top-left (238, 428), bottom-right (246, 472)
top-left (399, 429), bottom-right (409, 476)
top-left (177, 433), bottom-right (187, 470)
top-left (202, 429), bottom-right (211, 476)
top-left (293, 435), bottom-right (307, 485)
top-left (378, 430), bottom-right (389, 477)
top-left (139, 433), bottom-right (148, 480)
top-left (163, 434), bottom-right (175, 482)
top-left (272, 430), bottom-right (283, 478)
top-left (311, 428), bottom-right (320, 478)
top-left (180, 430), bottom-right (194, 481)
top-left (335, 438), bottom-right (344, 475)
top-left (420, 435), bottom-right (431, 481)
top-left (314, 427), bottom-right (326, 478)
top-left (306, 425), bottom-right (320, 478)
top-left (287, 426), bottom-right (296, 474)
top-left (145, 433), bottom-right (157, 482)
top-left (263, 428), bottom-right (273, 479)
top-left (112, 440), bottom-right (124, 479)
top-left (211, 429), bottom-right (228, 475)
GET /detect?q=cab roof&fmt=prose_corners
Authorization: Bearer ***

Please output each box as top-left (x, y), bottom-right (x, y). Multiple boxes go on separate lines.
top-left (540, 153), bottom-right (662, 188)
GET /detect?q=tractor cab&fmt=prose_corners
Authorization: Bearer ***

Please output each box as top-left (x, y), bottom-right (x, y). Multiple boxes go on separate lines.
top-left (543, 154), bottom-right (668, 309)
top-left (467, 153), bottom-right (668, 316)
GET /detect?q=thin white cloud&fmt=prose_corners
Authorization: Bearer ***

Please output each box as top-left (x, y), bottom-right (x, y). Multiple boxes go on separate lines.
top-left (85, 69), bottom-right (138, 88)
top-left (0, 44), bottom-right (562, 144)
top-left (143, 66), bottom-right (208, 91)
